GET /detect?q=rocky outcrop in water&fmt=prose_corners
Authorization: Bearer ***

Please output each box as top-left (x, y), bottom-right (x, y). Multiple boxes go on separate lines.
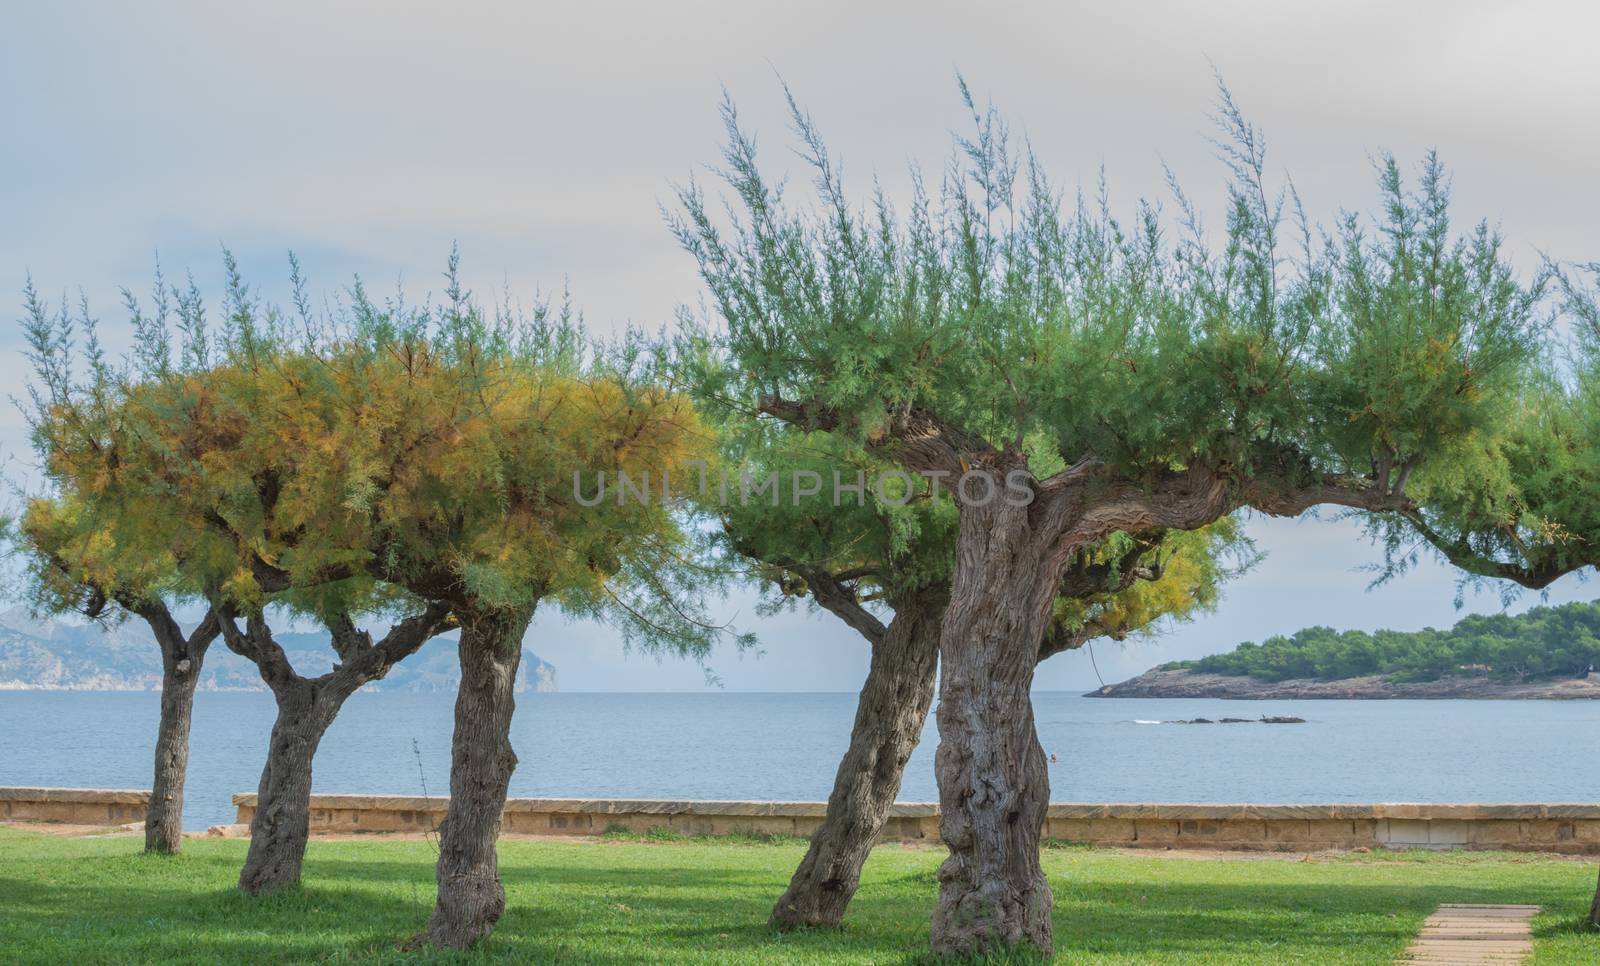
top-left (1088, 666), bottom-right (1600, 699)
top-left (1154, 715), bottom-right (1306, 723)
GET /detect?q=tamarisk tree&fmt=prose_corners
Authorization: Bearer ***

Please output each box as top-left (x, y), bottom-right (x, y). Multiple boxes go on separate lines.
top-left (673, 83), bottom-right (1548, 956)
top-left (681, 353), bottom-right (1254, 930)
top-left (18, 262), bottom-right (468, 887)
top-left (18, 279), bottom-right (224, 855)
top-left (22, 498), bottom-right (221, 853)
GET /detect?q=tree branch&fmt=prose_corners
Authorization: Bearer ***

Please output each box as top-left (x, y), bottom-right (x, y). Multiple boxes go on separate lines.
top-left (1401, 510), bottom-right (1573, 590)
top-left (370, 602), bottom-right (457, 669)
top-left (1039, 539), bottom-right (1164, 662)
top-left (214, 605), bottom-right (300, 690)
top-left (793, 564), bottom-right (887, 645)
top-left (754, 393), bottom-right (995, 475)
top-left (323, 610), bottom-right (373, 665)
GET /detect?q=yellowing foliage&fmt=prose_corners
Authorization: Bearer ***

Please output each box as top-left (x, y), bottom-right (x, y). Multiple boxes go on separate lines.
top-left (26, 334), bottom-right (710, 619)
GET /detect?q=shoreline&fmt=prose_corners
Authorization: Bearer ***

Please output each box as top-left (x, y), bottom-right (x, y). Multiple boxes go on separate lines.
top-left (1087, 668), bottom-right (1600, 699)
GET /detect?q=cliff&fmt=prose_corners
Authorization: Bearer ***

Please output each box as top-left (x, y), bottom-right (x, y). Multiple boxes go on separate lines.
top-left (1087, 666), bottom-right (1600, 699)
top-left (0, 608), bottom-right (557, 693)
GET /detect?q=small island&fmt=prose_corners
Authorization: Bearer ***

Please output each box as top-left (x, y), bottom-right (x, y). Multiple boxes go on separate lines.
top-left (1091, 600), bottom-right (1600, 699)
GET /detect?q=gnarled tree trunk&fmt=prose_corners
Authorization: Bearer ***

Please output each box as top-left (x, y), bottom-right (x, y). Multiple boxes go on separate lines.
top-left (139, 606), bottom-right (220, 855)
top-left (218, 605), bottom-right (453, 895)
top-left (238, 681), bottom-right (335, 894)
top-left (771, 587), bottom-right (945, 929)
top-left (426, 604), bottom-right (536, 950)
top-left (929, 478), bottom-right (1070, 960)
top-left (1589, 867), bottom-right (1599, 927)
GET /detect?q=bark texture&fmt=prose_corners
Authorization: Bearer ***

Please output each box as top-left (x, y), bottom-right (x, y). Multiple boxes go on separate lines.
top-left (426, 604), bottom-right (536, 950)
top-left (139, 606), bottom-right (220, 854)
top-left (219, 605), bottom-right (453, 895)
top-left (771, 586), bottom-right (945, 929)
top-left (238, 681), bottom-right (335, 893)
top-left (929, 484), bottom-right (1065, 960)
top-left (1589, 867), bottom-right (1599, 927)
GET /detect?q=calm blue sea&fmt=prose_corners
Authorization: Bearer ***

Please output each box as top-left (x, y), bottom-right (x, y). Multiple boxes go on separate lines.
top-left (2, 691), bottom-right (1598, 830)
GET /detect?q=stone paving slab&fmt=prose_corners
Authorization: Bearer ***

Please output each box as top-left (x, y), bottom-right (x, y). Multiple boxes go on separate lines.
top-left (1398, 904), bottom-right (1537, 964)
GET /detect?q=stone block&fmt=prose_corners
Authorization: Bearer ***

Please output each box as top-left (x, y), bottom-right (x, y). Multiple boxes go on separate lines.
top-left (1571, 821), bottom-right (1600, 843)
top-left (1262, 820), bottom-right (1331, 845)
top-left (1190, 819), bottom-right (1266, 843)
top-left (1379, 819), bottom-right (1432, 846)
top-left (1469, 804), bottom-right (1545, 820)
top-left (1131, 820), bottom-right (1181, 844)
top-left (1045, 818), bottom-right (1092, 841)
top-left (1155, 804), bottom-right (1241, 821)
top-left (1543, 804), bottom-right (1600, 820)
top-left (712, 815), bottom-right (798, 837)
top-left (1376, 804), bottom-right (1431, 821)
top-left (1047, 818), bottom-right (1137, 843)
top-left (546, 812), bottom-right (598, 833)
top-left (589, 813), bottom-right (668, 836)
top-left (879, 816), bottom-right (932, 841)
top-left (1467, 820), bottom-right (1526, 847)
top-left (1046, 803), bottom-right (1113, 820)
top-left (1520, 820), bottom-right (1577, 845)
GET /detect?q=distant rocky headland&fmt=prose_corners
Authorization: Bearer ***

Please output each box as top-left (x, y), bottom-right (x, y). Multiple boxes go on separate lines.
top-left (1088, 667), bottom-right (1600, 699)
top-left (0, 608), bottom-right (557, 693)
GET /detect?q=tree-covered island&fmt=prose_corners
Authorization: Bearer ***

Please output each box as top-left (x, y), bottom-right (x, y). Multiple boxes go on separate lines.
top-left (1095, 600), bottom-right (1600, 698)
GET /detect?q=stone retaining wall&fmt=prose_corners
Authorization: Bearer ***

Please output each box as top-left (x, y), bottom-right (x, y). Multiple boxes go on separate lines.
top-left (230, 794), bottom-right (1600, 853)
top-left (0, 787), bottom-right (149, 826)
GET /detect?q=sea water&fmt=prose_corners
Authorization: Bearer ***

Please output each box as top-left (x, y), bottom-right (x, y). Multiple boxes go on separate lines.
top-left (1, 690), bottom-right (1597, 830)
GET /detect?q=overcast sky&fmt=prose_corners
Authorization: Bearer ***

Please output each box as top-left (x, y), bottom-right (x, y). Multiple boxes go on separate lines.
top-left (3, 1), bottom-right (1596, 691)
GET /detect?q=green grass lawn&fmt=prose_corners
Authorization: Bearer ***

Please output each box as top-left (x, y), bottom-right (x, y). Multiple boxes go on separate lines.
top-left (1, 826), bottom-right (1597, 964)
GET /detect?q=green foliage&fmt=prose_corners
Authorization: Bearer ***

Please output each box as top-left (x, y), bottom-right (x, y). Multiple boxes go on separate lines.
top-left (675, 311), bottom-right (1256, 646)
top-left (1378, 263), bottom-right (1600, 597)
top-left (1048, 519), bottom-right (1259, 649)
top-left (17, 250), bottom-right (731, 659)
top-left (1172, 600), bottom-right (1600, 682)
top-left (671, 79), bottom-right (1546, 491)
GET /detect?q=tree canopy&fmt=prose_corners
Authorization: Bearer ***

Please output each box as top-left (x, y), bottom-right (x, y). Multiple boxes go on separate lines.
top-left (671, 83), bottom-right (1545, 519)
top-left (1386, 265), bottom-right (1600, 594)
top-left (19, 253), bottom-right (720, 648)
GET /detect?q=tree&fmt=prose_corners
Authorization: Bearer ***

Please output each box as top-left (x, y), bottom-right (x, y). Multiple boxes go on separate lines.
top-left (18, 278), bottom-right (225, 855)
top-left (22, 500), bottom-right (222, 854)
top-left (1178, 601), bottom-right (1600, 682)
top-left (685, 336), bottom-right (1253, 930)
top-left (18, 259), bottom-right (466, 884)
top-left (683, 424), bottom-right (954, 930)
top-left (672, 82), bottom-right (1546, 956)
top-left (23, 295), bottom-right (467, 889)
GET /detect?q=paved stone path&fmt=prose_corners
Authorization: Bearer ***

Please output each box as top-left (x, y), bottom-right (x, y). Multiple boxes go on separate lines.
top-left (1397, 904), bottom-right (1539, 964)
